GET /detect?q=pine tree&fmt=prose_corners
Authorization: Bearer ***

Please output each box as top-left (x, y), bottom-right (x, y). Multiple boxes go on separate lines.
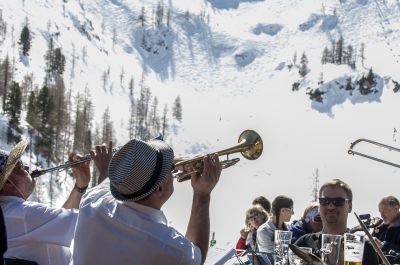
top-left (128, 99), bottom-right (136, 139)
top-left (345, 77), bottom-right (354, 93)
top-left (321, 47), bottom-right (329, 64)
top-left (172, 96), bottom-right (182, 122)
top-left (149, 97), bottom-right (160, 133)
top-left (156, 2), bottom-right (164, 27)
top-left (360, 43), bottom-right (365, 67)
top-left (306, 88), bottom-right (324, 103)
top-left (0, 55), bottom-right (11, 112)
top-left (101, 107), bottom-right (114, 144)
top-left (335, 36), bottom-right (344, 64)
top-left (44, 37), bottom-right (54, 85)
top-left (52, 48), bottom-right (66, 75)
top-left (102, 70), bottom-right (108, 92)
top-left (18, 24), bottom-right (31, 56)
top-left (35, 85), bottom-right (55, 162)
top-left (5, 81), bottom-right (22, 129)
top-left (161, 104), bottom-right (168, 139)
top-left (20, 73), bottom-right (34, 110)
top-left (299, 52), bottom-right (309, 77)
top-left (138, 7), bottom-right (146, 27)
top-left (128, 76), bottom-right (134, 97)
top-left (26, 91), bottom-right (39, 129)
top-left (51, 77), bottom-right (68, 161)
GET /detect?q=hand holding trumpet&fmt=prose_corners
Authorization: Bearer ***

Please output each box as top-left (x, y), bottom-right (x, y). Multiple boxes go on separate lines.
top-left (180, 154), bottom-right (222, 196)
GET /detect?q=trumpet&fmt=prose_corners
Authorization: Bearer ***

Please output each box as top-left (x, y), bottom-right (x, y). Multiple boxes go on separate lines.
top-left (30, 135), bottom-right (164, 179)
top-left (173, 130), bottom-right (263, 182)
top-left (30, 146), bottom-right (122, 179)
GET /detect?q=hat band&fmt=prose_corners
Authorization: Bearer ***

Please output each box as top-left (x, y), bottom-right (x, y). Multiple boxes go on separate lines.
top-left (119, 149), bottom-right (164, 200)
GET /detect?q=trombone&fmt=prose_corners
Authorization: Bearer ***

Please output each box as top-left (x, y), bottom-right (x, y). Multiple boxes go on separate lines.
top-left (348, 138), bottom-right (400, 168)
top-left (173, 130), bottom-right (263, 182)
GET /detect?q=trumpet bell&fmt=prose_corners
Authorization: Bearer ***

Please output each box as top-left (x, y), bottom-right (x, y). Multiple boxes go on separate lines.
top-left (238, 130), bottom-right (263, 160)
top-left (174, 129), bottom-right (263, 182)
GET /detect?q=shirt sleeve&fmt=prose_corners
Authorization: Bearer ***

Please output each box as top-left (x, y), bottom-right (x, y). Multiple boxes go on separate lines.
top-left (22, 202), bottom-right (78, 247)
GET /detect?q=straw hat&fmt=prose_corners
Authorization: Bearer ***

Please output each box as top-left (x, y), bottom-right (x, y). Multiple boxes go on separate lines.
top-left (0, 139), bottom-right (28, 191)
top-left (108, 138), bottom-right (174, 202)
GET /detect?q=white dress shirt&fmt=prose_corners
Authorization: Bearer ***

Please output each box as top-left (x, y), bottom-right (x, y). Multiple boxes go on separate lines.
top-left (72, 180), bottom-right (201, 265)
top-left (0, 196), bottom-right (78, 265)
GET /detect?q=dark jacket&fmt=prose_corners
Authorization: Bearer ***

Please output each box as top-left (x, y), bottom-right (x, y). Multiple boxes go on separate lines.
top-left (288, 219), bottom-right (312, 243)
top-left (294, 232), bottom-right (379, 265)
top-left (372, 217), bottom-right (400, 264)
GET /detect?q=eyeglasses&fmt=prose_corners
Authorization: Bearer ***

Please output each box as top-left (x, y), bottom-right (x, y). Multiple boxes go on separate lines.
top-left (247, 213), bottom-right (261, 221)
top-left (319, 197), bottom-right (349, 207)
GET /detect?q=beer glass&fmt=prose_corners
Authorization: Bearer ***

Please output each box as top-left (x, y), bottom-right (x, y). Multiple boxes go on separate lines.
top-left (344, 233), bottom-right (365, 265)
top-left (289, 247), bottom-right (312, 265)
top-left (274, 230), bottom-right (292, 265)
top-left (321, 234), bottom-right (342, 265)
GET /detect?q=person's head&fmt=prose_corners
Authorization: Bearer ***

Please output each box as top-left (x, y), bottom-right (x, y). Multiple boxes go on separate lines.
top-left (108, 138), bottom-right (174, 209)
top-left (252, 196), bottom-right (271, 214)
top-left (271, 195), bottom-right (294, 226)
top-left (302, 202), bottom-right (322, 233)
top-left (0, 139), bottom-right (33, 200)
top-left (378, 196), bottom-right (400, 225)
top-left (245, 205), bottom-right (268, 229)
top-left (318, 179), bottom-right (352, 230)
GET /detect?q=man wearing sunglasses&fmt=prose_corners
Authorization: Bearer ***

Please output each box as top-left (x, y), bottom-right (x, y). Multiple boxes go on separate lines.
top-left (295, 179), bottom-right (379, 265)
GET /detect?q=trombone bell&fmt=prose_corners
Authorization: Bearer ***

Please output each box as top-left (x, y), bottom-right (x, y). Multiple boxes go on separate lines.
top-left (174, 130), bottom-right (263, 182)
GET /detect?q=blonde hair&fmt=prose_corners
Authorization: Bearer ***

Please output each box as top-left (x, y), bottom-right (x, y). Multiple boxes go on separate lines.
top-left (245, 205), bottom-right (269, 227)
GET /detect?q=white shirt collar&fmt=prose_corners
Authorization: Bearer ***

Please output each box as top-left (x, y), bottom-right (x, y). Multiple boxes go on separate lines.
top-left (123, 200), bottom-right (167, 225)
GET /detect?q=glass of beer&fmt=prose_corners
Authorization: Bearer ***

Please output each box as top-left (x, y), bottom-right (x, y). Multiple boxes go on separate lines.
top-left (321, 234), bottom-right (342, 265)
top-left (344, 233), bottom-right (365, 265)
top-left (274, 230), bottom-right (292, 265)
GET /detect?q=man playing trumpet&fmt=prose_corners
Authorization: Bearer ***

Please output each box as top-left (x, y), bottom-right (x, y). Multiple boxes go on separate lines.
top-left (0, 139), bottom-right (112, 265)
top-left (72, 138), bottom-right (222, 265)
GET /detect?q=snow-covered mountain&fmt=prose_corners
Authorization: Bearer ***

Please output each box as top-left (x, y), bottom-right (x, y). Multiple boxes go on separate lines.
top-left (1, 0), bottom-right (400, 259)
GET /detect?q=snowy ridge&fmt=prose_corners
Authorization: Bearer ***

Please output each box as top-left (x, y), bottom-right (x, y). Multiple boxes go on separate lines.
top-left (1, 0), bottom-right (400, 256)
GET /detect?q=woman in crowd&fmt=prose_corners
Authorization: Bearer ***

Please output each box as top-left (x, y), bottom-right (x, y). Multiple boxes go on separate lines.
top-left (256, 195), bottom-right (294, 262)
top-left (288, 202), bottom-right (322, 243)
top-left (236, 205), bottom-right (269, 253)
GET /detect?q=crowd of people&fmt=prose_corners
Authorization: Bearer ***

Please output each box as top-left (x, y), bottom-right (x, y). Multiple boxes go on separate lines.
top-left (0, 138), bottom-right (399, 265)
top-left (236, 179), bottom-right (400, 265)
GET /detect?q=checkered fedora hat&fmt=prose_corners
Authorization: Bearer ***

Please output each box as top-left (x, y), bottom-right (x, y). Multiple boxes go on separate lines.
top-left (0, 139), bottom-right (28, 190)
top-left (109, 138), bottom-right (174, 201)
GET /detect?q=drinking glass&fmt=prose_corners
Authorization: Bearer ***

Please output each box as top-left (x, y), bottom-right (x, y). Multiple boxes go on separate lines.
top-left (274, 230), bottom-right (292, 265)
top-left (344, 233), bottom-right (365, 265)
top-left (321, 234), bottom-right (342, 265)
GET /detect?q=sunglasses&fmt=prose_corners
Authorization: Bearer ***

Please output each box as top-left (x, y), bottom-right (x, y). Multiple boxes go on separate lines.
top-left (313, 215), bottom-right (322, 223)
top-left (319, 197), bottom-right (349, 207)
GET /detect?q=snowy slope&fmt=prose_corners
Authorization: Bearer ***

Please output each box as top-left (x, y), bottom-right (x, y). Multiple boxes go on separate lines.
top-left (1, 0), bottom-right (400, 260)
